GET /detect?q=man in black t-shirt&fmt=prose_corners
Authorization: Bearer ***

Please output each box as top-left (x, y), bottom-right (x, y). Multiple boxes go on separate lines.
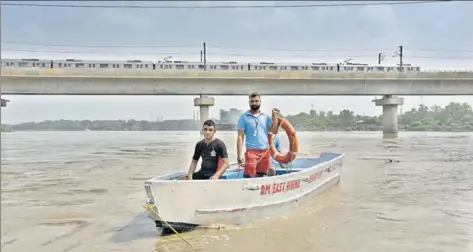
top-left (187, 120), bottom-right (229, 180)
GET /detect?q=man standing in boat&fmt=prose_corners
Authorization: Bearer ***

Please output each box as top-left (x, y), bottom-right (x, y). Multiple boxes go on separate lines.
top-left (187, 120), bottom-right (229, 180)
top-left (237, 92), bottom-right (279, 178)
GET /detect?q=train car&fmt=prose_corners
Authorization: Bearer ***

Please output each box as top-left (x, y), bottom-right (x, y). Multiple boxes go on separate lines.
top-left (53, 59), bottom-right (154, 70)
top-left (361, 64), bottom-right (421, 73)
top-left (1, 58), bottom-right (52, 68)
top-left (154, 61), bottom-right (248, 71)
top-left (248, 62), bottom-right (339, 72)
top-left (155, 61), bottom-right (201, 70)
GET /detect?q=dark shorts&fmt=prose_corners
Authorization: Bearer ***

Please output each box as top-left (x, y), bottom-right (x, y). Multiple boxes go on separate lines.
top-left (192, 170), bottom-right (214, 180)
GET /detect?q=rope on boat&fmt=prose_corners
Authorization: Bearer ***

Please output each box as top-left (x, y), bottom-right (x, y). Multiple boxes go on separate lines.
top-left (142, 203), bottom-right (198, 252)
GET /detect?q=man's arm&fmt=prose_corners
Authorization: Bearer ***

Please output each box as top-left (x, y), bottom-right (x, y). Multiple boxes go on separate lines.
top-left (236, 115), bottom-right (246, 164)
top-left (187, 143), bottom-right (201, 180)
top-left (212, 141), bottom-right (230, 179)
top-left (268, 111), bottom-right (279, 135)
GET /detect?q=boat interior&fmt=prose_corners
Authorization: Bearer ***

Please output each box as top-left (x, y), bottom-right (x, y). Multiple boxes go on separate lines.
top-left (158, 153), bottom-right (342, 181)
top-left (220, 152), bottom-right (341, 179)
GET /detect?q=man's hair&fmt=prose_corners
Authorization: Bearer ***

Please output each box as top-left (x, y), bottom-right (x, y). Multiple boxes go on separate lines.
top-left (249, 91), bottom-right (260, 99)
top-left (203, 119), bottom-right (216, 129)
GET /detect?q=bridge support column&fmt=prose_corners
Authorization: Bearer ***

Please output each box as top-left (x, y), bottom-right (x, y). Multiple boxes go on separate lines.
top-left (373, 95), bottom-right (404, 138)
top-left (194, 95), bottom-right (215, 126)
top-left (1, 98), bottom-right (9, 107)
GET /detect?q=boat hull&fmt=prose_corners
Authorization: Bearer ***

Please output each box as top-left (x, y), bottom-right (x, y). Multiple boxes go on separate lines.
top-left (143, 152), bottom-right (344, 230)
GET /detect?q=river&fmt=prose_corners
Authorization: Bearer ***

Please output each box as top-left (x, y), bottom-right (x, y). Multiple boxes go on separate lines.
top-left (1, 131), bottom-right (472, 252)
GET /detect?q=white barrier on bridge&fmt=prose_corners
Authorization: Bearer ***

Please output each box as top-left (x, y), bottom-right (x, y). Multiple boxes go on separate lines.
top-left (2, 68), bottom-right (473, 79)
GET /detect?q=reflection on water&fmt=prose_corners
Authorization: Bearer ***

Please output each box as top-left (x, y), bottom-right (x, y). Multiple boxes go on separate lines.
top-left (1, 131), bottom-right (472, 252)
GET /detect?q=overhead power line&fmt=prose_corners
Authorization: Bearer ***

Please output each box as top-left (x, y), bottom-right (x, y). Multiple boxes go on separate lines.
top-left (0, 41), bottom-right (197, 49)
top-left (2, 41), bottom-right (472, 54)
top-left (2, 49), bottom-right (471, 60)
top-left (1, 1), bottom-right (447, 9)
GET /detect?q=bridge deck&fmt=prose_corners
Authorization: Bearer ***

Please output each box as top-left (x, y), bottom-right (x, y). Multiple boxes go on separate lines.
top-left (2, 68), bottom-right (473, 79)
top-left (1, 68), bottom-right (473, 95)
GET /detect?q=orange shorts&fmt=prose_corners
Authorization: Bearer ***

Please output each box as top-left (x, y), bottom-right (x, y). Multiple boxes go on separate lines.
top-left (244, 149), bottom-right (271, 177)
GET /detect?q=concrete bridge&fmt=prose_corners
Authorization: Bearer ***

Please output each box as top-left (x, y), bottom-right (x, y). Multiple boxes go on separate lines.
top-left (2, 68), bottom-right (473, 137)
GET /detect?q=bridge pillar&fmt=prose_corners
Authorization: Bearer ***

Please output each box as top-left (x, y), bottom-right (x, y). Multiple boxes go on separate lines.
top-left (1, 98), bottom-right (9, 107)
top-left (373, 95), bottom-right (404, 138)
top-left (194, 95), bottom-right (215, 126)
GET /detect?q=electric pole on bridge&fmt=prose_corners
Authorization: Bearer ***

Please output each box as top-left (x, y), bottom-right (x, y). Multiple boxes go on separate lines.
top-left (393, 45), bottom-right (404, 71)
top-left (202, 42), bottom-right (207, 70)
top-left (398, 45), bottom-right (403, 70)
top-left (378, 53), bottom-right (385, 65)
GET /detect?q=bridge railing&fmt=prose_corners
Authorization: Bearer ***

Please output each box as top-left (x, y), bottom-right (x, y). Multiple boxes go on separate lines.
top-left (1, 67), bottom-right (473, 79)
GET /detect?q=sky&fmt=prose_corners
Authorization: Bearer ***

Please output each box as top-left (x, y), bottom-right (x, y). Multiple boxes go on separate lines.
top-left (1, 1), bottom-right (473, 124)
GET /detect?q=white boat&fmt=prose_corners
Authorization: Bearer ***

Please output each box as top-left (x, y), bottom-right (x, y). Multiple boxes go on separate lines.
top-left (143, 152), bottom-right (344, 231)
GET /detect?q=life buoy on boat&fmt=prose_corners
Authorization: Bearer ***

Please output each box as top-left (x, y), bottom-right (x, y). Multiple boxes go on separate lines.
top-left (268, 117), bottom-right (299, 164)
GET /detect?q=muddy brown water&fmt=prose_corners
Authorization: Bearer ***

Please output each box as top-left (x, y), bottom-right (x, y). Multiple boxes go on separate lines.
top-left (1, 131), bottom-right (472, 252)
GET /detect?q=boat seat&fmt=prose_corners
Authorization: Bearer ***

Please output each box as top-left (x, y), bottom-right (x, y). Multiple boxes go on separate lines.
top-left (220, 167), bottom-right (305, 179)
top-left (274, 168), bottom-right (305, 175)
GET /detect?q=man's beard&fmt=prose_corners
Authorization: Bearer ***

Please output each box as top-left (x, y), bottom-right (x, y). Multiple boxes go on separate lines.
top-left (250, 105), bottom-right (260, 111)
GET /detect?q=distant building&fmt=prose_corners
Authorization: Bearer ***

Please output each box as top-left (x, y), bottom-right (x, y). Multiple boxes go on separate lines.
top-left (219, 108), bottom-right (243, 125)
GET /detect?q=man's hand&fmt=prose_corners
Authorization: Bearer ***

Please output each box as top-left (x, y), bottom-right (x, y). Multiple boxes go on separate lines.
top-left (187, 175), bottom-right (193, 180)
top-left (272, 108), bottom-right (280, 118)
top-left (210, 175), bottom-right (219, 180)
top-left (237, 158), bottom-right (245, 167)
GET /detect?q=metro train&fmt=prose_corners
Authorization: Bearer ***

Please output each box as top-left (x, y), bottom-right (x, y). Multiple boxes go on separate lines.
top-left (0, 58), bottom-right (422, 73)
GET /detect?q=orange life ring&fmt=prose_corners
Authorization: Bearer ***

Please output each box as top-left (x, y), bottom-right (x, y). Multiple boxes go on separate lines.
top-left (268, 117), bottom-right (299, 164)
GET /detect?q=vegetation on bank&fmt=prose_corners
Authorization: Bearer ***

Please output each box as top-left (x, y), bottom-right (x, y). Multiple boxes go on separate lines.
top-left (1, 102), bottom-right (472, 132)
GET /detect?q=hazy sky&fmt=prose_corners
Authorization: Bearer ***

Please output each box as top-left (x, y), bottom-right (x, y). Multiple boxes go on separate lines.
top-left (1, 1), bottom-right (473, 124)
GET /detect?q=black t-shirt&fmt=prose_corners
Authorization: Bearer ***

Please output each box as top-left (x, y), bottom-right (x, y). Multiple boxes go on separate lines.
top-left (192, 138), bottom-right (228, 174)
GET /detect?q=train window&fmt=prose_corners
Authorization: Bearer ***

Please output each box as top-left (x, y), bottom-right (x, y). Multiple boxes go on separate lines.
top-left (290, 66), bottom-right (299, 70)
top-left (58, 63), bottom-right (63, 67)
top-left (99, 64), bottom-right (109, 68)
top-left (312, 66), bottom-right (319, 70)
top-left (42, 63), bottom-right (46, 67)
top-left (357, 67), bottom-right (365, 71)
top-left (144, 64), bottom-right (148, 68)
top-left (198, 65), bottom-right (205, 69)
top-left (123, 64), bottom-right (132, 68)
top-left (75, 63), bottom-right (85, 68)
top-left (220, 65), bottom-right (229, 70)
top-left (377, 67), bottom-right (384, 71)
top-left (175, 64), bottom-right (185, 69)
top-left (269, 66), bottom-right (278, 70)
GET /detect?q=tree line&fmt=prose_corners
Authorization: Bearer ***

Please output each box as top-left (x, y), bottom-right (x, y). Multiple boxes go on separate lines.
top-left (1, 102), bottom-right (472, 132)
